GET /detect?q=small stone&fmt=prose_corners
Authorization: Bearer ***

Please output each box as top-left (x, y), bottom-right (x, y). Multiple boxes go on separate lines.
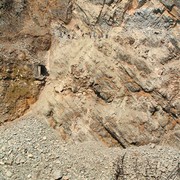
top-left (125, 82), bottom-right (141, 92)
top-left (34, 81), bottom-right (42, 85)
top-left (54, 84), bottom-right (64, 93)
top-left (17, 52), bottom-right (26, 61)
top-left (0, 161), bottom-right (4, 165)
top-left (150, 144), bottom-right (155, 149)
top-left (28, 154), bottom-right (33, 158)
top-left (53, 170), bottom-right (63, 180)
top-left (43, 136), bottom-right (47, 140)
top-left (63, 176), bottom-right (69, 180)
top-left (27, 174), bottom-right (31, 178)
top-left (6, 170), bottom-right (12, 177)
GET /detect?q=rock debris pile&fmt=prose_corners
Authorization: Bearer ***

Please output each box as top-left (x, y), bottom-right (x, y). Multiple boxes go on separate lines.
top-left (0, 116), bottom-right (179, 180)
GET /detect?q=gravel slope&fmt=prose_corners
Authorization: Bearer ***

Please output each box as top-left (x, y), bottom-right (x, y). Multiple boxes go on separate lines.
top-left (0, 115), bottom-right (121, 180)
top-left (0, 114), bottom-right (179, 180)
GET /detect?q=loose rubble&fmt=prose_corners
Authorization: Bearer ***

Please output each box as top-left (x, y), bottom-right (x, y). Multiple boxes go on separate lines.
top-left (0, 115), bottom-right (179, 180)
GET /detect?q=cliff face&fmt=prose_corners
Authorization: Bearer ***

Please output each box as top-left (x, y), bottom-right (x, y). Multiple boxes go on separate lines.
top-left (0, 1), bottom-right (180, 179)
top-left (0, 0), bottom-right (53, 122)
top-left (0, 0), bottom-right (180, 149)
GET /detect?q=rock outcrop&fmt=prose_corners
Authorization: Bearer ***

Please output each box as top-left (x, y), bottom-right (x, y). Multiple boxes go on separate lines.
top-left (0, 0), bottom-right (180, 149)
top-left (0, 0), bottom-right (180, 179)
top-left (0, 50), bottom-right (41, 123)
top-left (29, 0), bottom-right (180, 149)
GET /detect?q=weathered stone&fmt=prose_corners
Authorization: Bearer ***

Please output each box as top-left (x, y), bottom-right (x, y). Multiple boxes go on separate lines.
top-left (32, 35), bottom-right (51, 52)
top-left (160, 0), bottom-right (178, 10)
top-left (125, 82), bottom-right (141, 92)
top-left (90, 0), bottom-right (114, 5)
top-left (0, 53), bottom-right (43, 123)
top-left (52, 170), bottom-right (63, 180)
top-left (6, 170), bottom-right (13, 177)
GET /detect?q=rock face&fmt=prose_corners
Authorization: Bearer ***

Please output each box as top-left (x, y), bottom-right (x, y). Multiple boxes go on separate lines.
top-left (30, 0), bottom-right (179, 149)
top-left (0, 0), bottom-right (180, 179)
top-left (0, 51), bottom-right (41, 123)
top-left (0, 0), bottom-right (53, 123)
top-left (0, 0), bottom-right (180, 148)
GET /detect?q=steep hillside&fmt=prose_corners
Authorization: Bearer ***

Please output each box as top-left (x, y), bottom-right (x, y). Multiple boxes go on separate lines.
top-left (0, 0), bottom-right (180, 179)
top-left (0, 0), bottom-right (180, 147)
top-left (33, 0), bottom-right (180, 148)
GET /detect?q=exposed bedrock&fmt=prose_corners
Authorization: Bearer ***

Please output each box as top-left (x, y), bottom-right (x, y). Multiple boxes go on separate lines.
top-left (0, 0), bottom-right (179, 149)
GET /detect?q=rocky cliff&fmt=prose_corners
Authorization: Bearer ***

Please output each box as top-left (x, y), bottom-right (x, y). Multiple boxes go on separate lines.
top-left (29, 0), bottom-right (180, 149)
top-left (0, 0), bottom-right (180, 179)
top-left (0, 0), bottom-right (180, 147)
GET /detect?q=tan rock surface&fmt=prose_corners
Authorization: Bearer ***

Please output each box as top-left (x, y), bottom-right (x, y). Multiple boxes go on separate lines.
top-left (1, 0), bottom-right (179, 148)
top-left (30, 0), bottom-right (180, 149)
top-left (0, 0), bottom-right (179, 178)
